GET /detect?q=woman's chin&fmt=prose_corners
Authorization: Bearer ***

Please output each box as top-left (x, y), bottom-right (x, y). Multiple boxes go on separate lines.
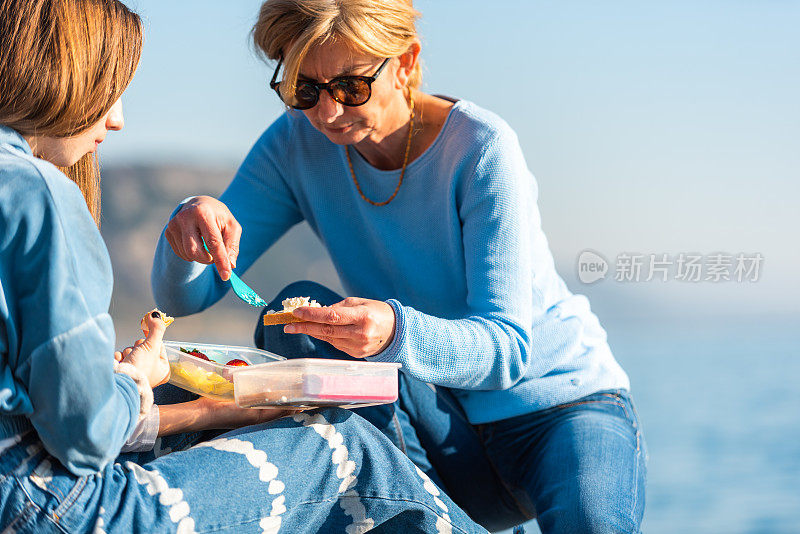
top-left (318, 124), bottom-right (364, 145)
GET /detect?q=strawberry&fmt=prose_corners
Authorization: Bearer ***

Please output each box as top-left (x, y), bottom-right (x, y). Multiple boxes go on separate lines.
top-left (225, 359), bottom-right (249, 367)
top-left (180, 347), bottom-right (210, 361)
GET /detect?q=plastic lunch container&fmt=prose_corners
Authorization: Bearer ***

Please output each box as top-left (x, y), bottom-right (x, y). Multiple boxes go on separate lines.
top-left (164, 341), bottom-right (401, 408)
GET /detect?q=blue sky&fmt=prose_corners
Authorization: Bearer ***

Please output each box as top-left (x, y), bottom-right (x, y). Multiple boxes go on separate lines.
top-left (108, 0), bottom-right (799, 318)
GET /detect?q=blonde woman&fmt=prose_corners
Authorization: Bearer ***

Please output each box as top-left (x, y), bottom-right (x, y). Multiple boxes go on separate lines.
top-left (155, 0), bottom-right (647, 532)
top-left (0, 1), bottom-right (487, 532)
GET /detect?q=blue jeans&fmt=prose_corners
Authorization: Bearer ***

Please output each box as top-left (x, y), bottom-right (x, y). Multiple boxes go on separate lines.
top-left (1, 396), bottom-right (486, 532)
top-left (256, 281), bottom-right (648, 533)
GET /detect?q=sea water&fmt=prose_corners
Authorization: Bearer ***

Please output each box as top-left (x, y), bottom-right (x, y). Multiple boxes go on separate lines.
top-left (503, 314), bottom-right (799, 534)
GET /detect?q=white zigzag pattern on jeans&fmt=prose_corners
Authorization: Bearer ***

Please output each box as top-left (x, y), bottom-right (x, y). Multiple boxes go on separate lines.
top-left (0, 431), bottom-right (28, 455)
top-left (293, 412), bottom-right (374, 534)
top-left (15, 443), bottom-right (43, 473)
top-left (93, 506), bottom-right (107, 534)
top-left (414, 466), bottom-right (453, 534)
top-left (29, 457), bottom-right (53, 492)
top-left (125, 462), bottom-right (196, 533)
top-left (193, 437), bottom-right (286, 534)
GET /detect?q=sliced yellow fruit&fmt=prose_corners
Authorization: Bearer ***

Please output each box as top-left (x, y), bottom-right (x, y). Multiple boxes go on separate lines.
top-left (170, 362), bottom-right (233, 397)
top-left (212, 381), bottom-right (235, 395)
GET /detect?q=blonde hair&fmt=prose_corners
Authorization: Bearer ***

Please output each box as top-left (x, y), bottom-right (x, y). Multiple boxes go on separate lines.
top-left (0, 0), bottom-right (143, 225)
top-left (252, 0), bottom-right (422, 104)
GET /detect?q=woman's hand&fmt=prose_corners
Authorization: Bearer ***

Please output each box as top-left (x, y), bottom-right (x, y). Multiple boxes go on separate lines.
top-left (164, 195), bottom-right (241, 281)
top-left (114, 313), bottom-right (170, 388)
top-left (157, 398), bottom-right (299, 436)
top-left (285, 297), bottom-right (396, 358)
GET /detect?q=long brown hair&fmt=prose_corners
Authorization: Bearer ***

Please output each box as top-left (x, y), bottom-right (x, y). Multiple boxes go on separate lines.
top-left (0, 0), bottom-right (143, 225)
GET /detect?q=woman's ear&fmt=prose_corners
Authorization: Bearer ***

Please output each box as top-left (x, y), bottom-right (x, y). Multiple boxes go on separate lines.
top-left (394, 41), bottom-right (421, 90)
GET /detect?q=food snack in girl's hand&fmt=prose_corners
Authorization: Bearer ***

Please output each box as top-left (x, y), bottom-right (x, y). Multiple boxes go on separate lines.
top-left (140, 309), bottom-right (174, 333)
top-left (262, 297), bottom-right (322, 325)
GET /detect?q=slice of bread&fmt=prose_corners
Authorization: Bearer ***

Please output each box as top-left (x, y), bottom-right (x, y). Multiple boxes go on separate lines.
top-left (262, 312), bottom-right (305, 326)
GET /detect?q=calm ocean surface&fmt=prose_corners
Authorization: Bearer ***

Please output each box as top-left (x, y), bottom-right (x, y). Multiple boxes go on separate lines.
top-left (508, 314), bottom-right (800, 534)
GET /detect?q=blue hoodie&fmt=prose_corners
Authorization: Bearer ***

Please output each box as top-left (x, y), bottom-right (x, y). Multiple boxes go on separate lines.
top-left (0, 125), bottom-right (139, 475)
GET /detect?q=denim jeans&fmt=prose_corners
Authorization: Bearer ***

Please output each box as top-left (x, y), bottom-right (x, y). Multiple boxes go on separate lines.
top-left (1, 393), bottom-right (486, 532)
top-left (256, 281), bottom-right (648, 533)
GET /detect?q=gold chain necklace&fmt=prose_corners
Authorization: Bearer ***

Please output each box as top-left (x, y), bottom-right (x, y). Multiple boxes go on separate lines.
top-left (346, 91), bottom-right (414, 207)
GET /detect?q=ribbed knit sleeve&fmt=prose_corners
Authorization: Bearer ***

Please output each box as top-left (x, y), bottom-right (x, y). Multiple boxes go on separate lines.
top-left (369, 126), bottom-right (538, 390)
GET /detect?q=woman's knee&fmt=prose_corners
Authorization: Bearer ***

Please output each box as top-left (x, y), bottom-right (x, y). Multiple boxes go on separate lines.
top-left (536, 459), bottom-right (645, 534)
top-left (551, 491), bottom-right (644, 534)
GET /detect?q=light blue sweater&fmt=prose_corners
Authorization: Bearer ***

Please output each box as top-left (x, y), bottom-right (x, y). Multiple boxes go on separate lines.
top-left (0, 125), bottom-right (140, 474)
top-left (152, 100), bottom-right (630, 424)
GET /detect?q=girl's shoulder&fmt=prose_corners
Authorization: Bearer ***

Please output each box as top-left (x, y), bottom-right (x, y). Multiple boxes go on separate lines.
top-left (0, 142), bottom-right (92, 245)
top-left (0, 150), bottom-right (84, 215)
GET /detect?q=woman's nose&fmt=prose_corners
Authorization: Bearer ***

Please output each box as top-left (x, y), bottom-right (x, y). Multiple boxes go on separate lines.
top-left (106, 99), bottom-right (125, 131)
top-left (315, 90), bottom-right (343, 123)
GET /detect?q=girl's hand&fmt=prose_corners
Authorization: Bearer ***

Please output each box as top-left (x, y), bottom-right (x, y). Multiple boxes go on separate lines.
top-left (285, 297), bottom-right (396, 358)
top-left (164, 195), bottom-right (241, 281)
top-left (115, 313), bottom-right (170, 388)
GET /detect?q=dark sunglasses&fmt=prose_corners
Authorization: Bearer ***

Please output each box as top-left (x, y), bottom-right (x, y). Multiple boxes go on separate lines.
top-left (270, 57), bottom-right (390, 110)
